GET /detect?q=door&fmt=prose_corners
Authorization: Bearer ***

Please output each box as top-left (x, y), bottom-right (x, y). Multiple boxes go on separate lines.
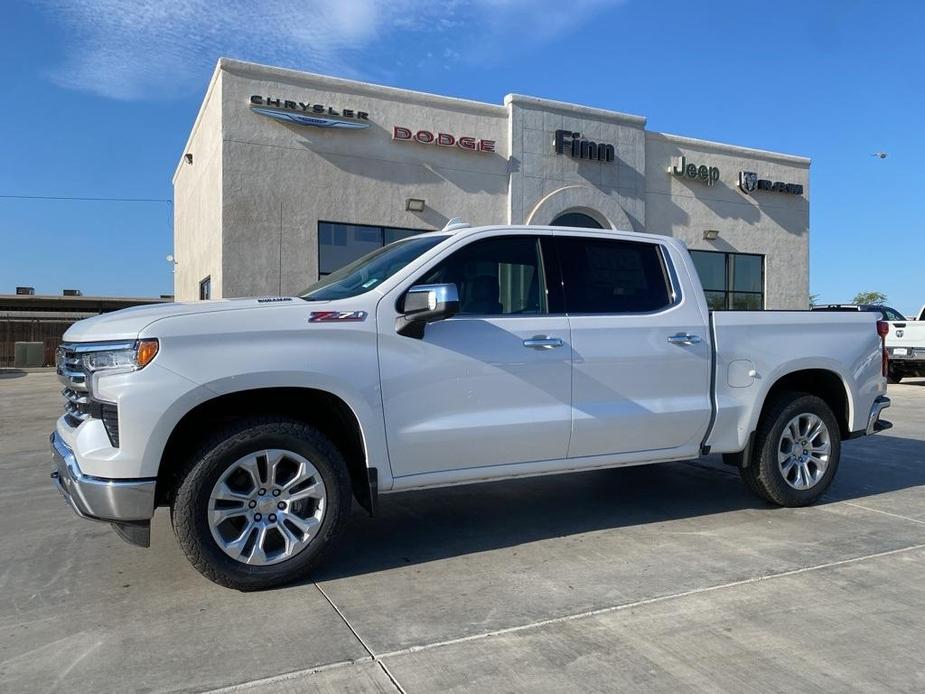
top-left (556, 233), bottom-right (712, 459)
top-left (378, 234), bottom-right (572, 478)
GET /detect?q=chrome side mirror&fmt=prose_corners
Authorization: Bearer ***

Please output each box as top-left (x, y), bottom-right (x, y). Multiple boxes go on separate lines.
top-left (396, 283), bottom-right (460, 338)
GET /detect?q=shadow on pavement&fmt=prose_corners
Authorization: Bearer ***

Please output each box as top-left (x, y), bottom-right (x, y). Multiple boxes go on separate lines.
top-left (0, 368), bottom-right (27, 379)
top-left (308, 434), bottom-right (925, 583)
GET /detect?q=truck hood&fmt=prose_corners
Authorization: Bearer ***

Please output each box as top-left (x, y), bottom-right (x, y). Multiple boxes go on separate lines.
top-left (63, 297), bottom-right (304, 342)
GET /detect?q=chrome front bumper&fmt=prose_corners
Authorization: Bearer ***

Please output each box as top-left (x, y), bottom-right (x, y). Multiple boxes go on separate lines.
top-left (865, 396), bottom-right (892, 436)
top-left (50, 431), bottom-right (156, 546)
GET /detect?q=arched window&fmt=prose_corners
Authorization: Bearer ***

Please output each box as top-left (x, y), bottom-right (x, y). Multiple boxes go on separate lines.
top-left (550, 212), bottom-right (603, 229)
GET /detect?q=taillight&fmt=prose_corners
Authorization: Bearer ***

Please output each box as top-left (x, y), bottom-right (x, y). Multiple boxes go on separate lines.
top-left (877, 320), bottom-right (889, 377)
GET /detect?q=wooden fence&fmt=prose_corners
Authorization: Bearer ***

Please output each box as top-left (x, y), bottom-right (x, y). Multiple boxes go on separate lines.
top-left (0, 312), bottom-right (95, 367)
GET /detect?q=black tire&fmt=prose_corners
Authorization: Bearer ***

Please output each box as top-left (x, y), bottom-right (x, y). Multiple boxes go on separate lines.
top-left (739, 392), bottom-right (841, 507)
top-left (172, 417), bottom-right (351, 591)
top-left (888, 370), bottom-right (903, 385)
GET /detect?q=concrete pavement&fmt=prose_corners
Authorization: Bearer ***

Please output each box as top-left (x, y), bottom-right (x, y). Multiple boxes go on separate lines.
top-left (2, 370), bottom-right (924, 692)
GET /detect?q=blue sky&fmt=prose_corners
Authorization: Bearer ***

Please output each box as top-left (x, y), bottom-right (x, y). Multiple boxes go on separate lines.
top-left (1, 0), bottom-right (923, 313)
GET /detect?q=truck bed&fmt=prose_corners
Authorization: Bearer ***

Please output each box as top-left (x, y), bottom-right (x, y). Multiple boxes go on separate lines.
top-left (705, 310), bottom-right (884, 454)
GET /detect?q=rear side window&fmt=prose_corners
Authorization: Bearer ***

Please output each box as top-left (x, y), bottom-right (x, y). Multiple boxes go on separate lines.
top-left (881, 306), bottom-right (905, 322)
top-left (556, 237), bottom-right (672, 314)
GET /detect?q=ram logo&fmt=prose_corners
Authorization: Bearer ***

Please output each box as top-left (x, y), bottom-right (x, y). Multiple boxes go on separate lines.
top-left (738, 171), bottom-right (758, 194)
top-left (897, 329), bottom-right (904, 338)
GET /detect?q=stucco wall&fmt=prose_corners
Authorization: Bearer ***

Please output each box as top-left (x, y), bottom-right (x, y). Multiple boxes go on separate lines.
top-left (172, 59), bottom-right (811, 306)
top-left (172, 69), bottom-right (223, 301)
top-left (217, 60), bottom-right (510, 297)
top-left (645, 132), bottom-right (810, 309)
top-left (507, 94), bottom-right (646, 231)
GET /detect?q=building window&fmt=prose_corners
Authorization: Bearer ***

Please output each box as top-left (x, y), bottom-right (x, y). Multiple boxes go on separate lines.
top-left (318, 222), bottom-right (428, 276)
top-left (199, 276), bottom-right (211, 300)
top-left (690, 251), bottom-right (764, 310)
top-left (551, 212), bottom-right (603, 229)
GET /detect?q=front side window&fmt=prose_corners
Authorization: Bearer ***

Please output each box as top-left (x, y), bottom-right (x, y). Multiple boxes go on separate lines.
top-left (690, 250), bottom-right (764, 310)
top-left (302, 236), bottom-right (446, 301)
top-left (556, 237), bottom-right (672, 314)
top-left (418, 236), bottom-right (547, 315)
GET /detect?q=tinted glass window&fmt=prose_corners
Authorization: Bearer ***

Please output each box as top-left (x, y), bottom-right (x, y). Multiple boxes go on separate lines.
top-left (551, 212), bottom-right (603, 229)
top-left (302, 236), bottom-right (446, 300)
top-left (318, 222), bottom-right (428, 276)
top-left (690, 250), bottom-right (764, 310)
top-left (732, 254), bottom-right (763, 293)
top-left (557, 237), bottom-right (671, 314)
top-left (881, 306), bottom-right (905, 321)
top-left (420, 237), bottom-right (546, 315)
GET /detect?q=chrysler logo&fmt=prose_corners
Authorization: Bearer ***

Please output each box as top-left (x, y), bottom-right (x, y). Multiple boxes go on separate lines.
top-left (251, 107), bottom-right (370, 129)
top-left (249, 96), bottom-right (370, 130)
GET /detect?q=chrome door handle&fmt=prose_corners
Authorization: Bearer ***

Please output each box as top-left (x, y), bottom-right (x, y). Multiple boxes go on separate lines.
top-left (523, 336), bottom-right (564, 349)
top-left (667, 333), bottom-right (702, 345)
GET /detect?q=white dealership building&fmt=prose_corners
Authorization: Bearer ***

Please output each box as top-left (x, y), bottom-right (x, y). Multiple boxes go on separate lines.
top-left (173, 58), bottom-right (810, 309)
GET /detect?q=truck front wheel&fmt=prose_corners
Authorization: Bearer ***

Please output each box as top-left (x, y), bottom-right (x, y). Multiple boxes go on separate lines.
top-left (740, 393), bottom-right (841, 507)
top-left (171, 418), bottom-right (351, 590)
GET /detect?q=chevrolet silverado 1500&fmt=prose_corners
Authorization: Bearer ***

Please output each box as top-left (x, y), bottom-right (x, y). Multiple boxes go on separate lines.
top-left (51, 223), bottom-right (893, 589)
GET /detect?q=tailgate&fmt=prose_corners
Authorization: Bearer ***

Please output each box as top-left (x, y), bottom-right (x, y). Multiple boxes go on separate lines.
top-left (886, 321), bottom-right (925, 355)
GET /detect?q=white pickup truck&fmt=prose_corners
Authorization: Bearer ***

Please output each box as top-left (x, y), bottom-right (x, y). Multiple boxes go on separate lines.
top-left (886, 305), bottom-right (925, 383)
top-left (813, 303), bottom-right (925, 383)
top-left (51, 223), bottom-right (892, 589)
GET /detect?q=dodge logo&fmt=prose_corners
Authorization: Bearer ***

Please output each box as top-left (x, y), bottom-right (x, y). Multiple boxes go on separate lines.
top-left (897, 329), bottom-right (904, 338)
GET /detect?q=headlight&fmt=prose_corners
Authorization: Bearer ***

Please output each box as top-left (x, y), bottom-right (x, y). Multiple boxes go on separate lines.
top-left (82, 338), bottom-right (159, 373)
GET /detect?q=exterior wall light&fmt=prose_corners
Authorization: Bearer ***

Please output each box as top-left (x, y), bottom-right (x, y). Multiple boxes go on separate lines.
top-left (184, 153), bottom-right (193, 165)
top-left (405, 198), bottom-right (426, 212)
top-left (703, 229), bottom-right (720, 241)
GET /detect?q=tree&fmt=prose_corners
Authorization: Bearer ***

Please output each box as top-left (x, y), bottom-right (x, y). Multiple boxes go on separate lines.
top-left (809, 292), bottom-right (820, 307)
top-left (852, 291), bottom-right (887, 305)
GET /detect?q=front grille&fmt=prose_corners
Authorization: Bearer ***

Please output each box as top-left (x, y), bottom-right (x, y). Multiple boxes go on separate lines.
top-left (56, 343), bottom-right (120, 447)
top-left (57, 344), bottom-right (90, 428)
top-left (62, 387), bottom-right (90, 426)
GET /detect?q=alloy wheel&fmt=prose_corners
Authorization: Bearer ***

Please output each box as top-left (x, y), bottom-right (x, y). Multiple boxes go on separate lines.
top-left (777, 413), bottom-right (831, 491)
top-left (207, 449), bottom-right (326, 565)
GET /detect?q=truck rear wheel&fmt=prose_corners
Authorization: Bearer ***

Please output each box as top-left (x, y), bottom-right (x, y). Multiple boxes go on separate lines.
top-left (888, 369), bottom-right (903, 384)
top-left (171, 417), bottom-right (351, 590)
top-left (740, 392), bottom-right (841, 507)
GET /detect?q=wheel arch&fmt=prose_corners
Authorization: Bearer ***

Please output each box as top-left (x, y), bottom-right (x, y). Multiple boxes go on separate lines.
top-left (724, 367), bottom-right (852, 469)
top-left (156, 387), bottom-right (377, 514)
top-left (757, 368), bottom-right (852, 440)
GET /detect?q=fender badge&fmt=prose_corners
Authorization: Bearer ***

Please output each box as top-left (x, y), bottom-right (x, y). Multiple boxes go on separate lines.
top-left (309, 311), bottom-right (368, 322)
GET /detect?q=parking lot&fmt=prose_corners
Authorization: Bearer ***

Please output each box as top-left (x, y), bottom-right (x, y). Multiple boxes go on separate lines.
top-left (2, 370), bottom-right (925, 692)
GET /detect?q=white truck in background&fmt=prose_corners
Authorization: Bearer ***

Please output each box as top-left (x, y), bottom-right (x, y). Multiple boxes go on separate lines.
top-left (813, 303), bottom-right (925, 383)
top-left (51, 223), bottom-right (892, 590)
top-left (886, 304), bottom-right (925, 383)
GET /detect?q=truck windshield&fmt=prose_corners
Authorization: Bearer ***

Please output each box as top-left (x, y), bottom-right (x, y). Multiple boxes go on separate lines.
top-left (300, 235), bottom-right (447, 301)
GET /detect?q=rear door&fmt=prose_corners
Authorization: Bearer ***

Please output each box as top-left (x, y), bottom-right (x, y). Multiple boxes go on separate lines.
top-left (377, 233), bottom-right (573, 478)
top-left (555, 233), bottom-right (712, 460)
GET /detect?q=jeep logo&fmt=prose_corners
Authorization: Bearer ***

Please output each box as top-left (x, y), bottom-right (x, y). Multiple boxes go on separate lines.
top-left (670, 156), bottom-right (720, 187)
